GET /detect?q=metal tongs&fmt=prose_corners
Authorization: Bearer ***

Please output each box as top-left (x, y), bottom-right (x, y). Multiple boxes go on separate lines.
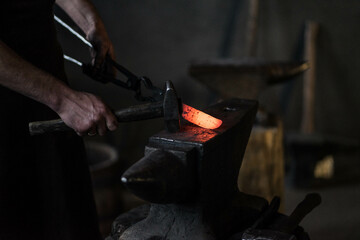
top-left (54, 16), bottom-right (163, 102)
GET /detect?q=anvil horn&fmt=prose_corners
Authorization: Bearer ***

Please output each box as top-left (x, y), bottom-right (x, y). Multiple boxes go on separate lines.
top-left (121, 149), bottom-right (197, 203)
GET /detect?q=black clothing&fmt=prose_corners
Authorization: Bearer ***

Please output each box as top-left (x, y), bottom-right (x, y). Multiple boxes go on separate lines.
top-left (0, 1), bottom-right (101, 239)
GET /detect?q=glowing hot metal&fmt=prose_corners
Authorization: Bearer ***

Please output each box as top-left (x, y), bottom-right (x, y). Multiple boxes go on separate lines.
top-left (182, 104), bottom-right (222, 129)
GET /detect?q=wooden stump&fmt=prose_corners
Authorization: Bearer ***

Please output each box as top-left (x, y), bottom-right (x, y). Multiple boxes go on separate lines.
top-left (238, 122), bottom-right (285, 210)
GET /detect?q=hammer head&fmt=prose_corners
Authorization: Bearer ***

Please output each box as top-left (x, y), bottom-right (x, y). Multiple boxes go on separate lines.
top-left (163, 80), bottom-right (181, 133)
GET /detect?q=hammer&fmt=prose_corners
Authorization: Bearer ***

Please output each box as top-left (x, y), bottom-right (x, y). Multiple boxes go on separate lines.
top-left (29, 81), bottom-right (181, 135)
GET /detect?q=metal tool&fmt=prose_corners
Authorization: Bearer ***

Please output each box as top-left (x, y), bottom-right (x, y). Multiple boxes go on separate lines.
top-left (228, 197), bottom-right (282, 240)
top-left (55, 15), bottom-right (163, 102)
top-left (29, 81), bottom-right (181, 135)
top-left (268, 193), bottom-right (321, 234)
top-left (251, 197), bottom-right (281, 229)
top-left (235, 193), bottom-right (321, 240)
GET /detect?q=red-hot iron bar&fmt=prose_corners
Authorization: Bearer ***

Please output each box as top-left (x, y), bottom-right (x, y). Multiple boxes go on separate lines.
top-left (181, 103), bottom-right (222, 130)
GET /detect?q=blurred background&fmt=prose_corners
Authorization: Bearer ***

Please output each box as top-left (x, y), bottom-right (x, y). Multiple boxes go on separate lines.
top-left (54, 0), bottom-right (360, 239)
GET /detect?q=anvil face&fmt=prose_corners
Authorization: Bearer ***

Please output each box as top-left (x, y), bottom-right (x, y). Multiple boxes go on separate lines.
top-left (153, 99), bottom-right (258, 144)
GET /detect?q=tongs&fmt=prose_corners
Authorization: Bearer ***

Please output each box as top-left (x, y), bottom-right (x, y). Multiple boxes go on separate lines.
top-left (54, 15), bottom-right (163, 102)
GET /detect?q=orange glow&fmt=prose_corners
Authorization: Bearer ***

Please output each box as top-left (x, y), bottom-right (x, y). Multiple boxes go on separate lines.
top-left (182, 103), bottom-right (222, 129)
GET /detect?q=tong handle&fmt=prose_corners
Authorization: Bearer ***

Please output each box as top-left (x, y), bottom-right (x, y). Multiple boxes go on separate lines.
top-left (82, 62), bottom-right (132, 88)
top-left (55, 15), bottom-right (163, 101)
top-left (107, 57), bottom-right (138, 81)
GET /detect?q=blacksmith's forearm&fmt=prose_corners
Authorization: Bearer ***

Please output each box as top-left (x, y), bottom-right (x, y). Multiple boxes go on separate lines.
top-left (55, 0), bottom-right (103, 38)
top-left (0, 40), bottom-right (74, 111)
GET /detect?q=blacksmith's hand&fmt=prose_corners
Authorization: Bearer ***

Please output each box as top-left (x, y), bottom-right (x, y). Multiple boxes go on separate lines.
top-left (86, 20), bottom-right (116, 77)
top-left (54, 90), bottom-right (118, 136)
top-left (55, 0), bottom-right (115, 75)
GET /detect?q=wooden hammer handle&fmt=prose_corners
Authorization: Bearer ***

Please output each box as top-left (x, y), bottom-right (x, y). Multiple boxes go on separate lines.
top-left (29, 101), bottom-right (164, 136)
top-left (301, 21), bottom-right (319, 134)
top-left (29, 119), bottom-right (70, 135)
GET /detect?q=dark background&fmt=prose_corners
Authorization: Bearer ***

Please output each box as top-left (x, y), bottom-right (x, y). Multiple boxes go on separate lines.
top-left (54, 1), bottom-right (360, 239)
top-left (56, 0), bottom-right (360, 157)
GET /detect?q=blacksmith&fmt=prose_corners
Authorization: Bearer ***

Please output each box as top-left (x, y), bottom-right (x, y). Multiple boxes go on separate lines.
top-left (0, 0), bottom-right (117, 239)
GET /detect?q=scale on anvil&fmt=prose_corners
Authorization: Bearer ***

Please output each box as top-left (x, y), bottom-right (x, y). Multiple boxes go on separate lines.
top-left (28, 16), bottom-right (222, 135)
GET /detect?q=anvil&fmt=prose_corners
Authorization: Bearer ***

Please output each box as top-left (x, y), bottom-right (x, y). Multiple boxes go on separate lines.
top-left (109, 98), bottom-right (268, 240)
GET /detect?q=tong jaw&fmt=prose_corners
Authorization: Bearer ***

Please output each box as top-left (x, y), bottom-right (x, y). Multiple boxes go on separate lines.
top-left (82, 58), bottom-right (163, 102)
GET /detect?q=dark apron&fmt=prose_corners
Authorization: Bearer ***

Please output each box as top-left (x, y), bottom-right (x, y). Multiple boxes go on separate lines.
top-left (0, 1), bottom-right (101, 239)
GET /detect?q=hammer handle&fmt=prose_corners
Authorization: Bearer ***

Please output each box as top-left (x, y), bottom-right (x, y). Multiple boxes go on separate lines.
top-left (29, 101), bottom-right (163, 135)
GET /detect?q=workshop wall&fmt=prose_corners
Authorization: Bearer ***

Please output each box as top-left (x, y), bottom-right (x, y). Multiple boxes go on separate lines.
top-left (256, 0), bottom-right (360, 139)
top-left (55, 0), bottom-right (360, 161)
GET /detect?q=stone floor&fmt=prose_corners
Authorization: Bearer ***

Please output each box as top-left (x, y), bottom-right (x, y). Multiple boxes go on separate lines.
top-left (284, 151), bottom-right (360, 240)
